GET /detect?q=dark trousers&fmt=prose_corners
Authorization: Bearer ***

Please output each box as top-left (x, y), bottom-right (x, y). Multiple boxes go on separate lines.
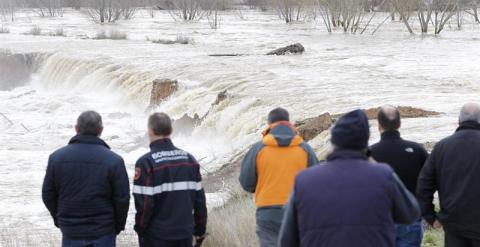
top-left (62, 233), bottom-right (116, 247)
top-left (445, 231), bottom-right (480, 247)
top-left (139, 236), bottom-right (192, 247)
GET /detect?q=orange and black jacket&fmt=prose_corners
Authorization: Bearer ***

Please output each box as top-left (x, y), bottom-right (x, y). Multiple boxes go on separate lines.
top-left (239, 121), bottom-right (318, 225)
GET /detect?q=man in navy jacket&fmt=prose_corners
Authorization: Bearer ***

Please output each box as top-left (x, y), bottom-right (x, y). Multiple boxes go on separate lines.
top-left (133, 113), bottom-right (207, 247)
top-left (279, 109), bottom-right (420, 247)
top-left (42, 111), bottom-right (130, 247)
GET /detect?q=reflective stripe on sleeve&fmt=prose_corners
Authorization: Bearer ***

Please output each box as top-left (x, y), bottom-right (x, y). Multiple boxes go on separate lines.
top-left (133, 181), bottom-right (203, 195)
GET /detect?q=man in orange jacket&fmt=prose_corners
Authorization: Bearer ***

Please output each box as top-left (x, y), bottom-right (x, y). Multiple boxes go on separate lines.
top-left (239, 108), bottom-right (318, 247)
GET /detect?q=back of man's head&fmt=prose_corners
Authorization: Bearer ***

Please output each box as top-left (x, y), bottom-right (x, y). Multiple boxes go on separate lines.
top-left (148, 112), bottom-right (173, 137)
top-left (459, 103), bottom-right (480, 124)
top-left (76, 111), bottom-right (103, 136)
top-left (268, 108), bottom-right (290, 124)
top-left (378, 105), bottom-right (401, 132)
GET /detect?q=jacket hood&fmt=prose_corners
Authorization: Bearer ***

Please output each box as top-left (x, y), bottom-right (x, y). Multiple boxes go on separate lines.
top-left (262, 121), bottom-right (304, 147)
top-left (69, 134), bottom-right (110, 149)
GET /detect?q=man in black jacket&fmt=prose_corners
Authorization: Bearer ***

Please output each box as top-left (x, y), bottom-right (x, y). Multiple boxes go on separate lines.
top-left (418, 103), bottom-right (480, 247)
top-left (370, 105), bottom-right (429, 247)
top-left (133, 113), bottom-right (207, 247)
top-left (42, 111), bottom-right (130, 247)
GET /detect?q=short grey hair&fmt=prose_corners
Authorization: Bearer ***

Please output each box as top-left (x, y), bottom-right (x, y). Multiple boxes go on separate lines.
top-left (76, 111), bottom-right (103, 136)
top-left (459, 103), bottom-right (480, 124)
top-left (148, 112), bottom-right (173, 136)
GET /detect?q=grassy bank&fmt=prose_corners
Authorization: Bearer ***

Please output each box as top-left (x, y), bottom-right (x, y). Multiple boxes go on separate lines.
top-left (0, 195), bottom-right (444, 247)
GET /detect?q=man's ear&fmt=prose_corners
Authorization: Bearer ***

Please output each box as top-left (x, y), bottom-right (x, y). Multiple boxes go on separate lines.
top-left (97, 127), bottom-right (104, 137)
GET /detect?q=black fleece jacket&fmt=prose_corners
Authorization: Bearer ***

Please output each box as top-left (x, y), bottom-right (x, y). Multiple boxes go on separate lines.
top-left (370, 130), bottom-right (429, 195)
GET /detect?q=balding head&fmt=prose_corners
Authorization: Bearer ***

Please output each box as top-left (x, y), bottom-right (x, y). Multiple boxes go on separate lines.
top-left (378, 105), bottom-right (401, 132)
top-left (459, 103), bottom-right (480, 124)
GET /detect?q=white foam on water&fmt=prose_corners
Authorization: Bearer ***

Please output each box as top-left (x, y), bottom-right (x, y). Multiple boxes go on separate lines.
top-left (1, 9), bottom-right (480, 234)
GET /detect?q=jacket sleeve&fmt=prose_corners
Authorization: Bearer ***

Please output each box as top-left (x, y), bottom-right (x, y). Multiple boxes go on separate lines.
top-left (239, 142), bottom-right (264, 193)
top-left (391, 172), bottom-right (421, 224)
top-left (133, 158), bottom-right (155, 234)
top-left (111, 157), bottom-right (130, 235)
top-left (300, 143), bottom-right (319, 167)
top-left (416, 148), bottom-right (438, 225)
top-left (193, 160), bottom-right (208, 237)
top-left (279, 190), bottom-right (300, 247)
top-left (42, 156), bottom-right (59, 228)
top-left (419, 145), bottom-right (429, 169)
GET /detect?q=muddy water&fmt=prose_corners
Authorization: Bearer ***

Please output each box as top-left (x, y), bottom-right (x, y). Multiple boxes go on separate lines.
top-left (0, 10), bottom-right (479, 237)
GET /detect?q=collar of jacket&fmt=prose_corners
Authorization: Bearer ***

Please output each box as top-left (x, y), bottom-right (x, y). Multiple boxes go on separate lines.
top-left (68, 134), bottom-right (110, 149)
top-left (456, 121), bottom-right (480, 132)
top-left (380, 130), bottom-right (401, 141)
top-left (262, 121), bottom-right (297, 136)
top-left (262, 121), bottom-right (303, 147)
top-left (150, 138), bottom-right (175, 149)
top-left (327, 149), bottom-right (368, 162)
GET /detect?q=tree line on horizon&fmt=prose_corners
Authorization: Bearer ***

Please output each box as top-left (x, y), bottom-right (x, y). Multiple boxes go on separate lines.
top-left (1, 0), bottom-right (480, 34)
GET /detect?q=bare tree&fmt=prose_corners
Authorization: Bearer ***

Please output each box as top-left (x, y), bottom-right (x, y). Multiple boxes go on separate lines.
top-left (315, 0), bottom-right (374, 33)
top-left (33, 0), bottom-right (65, 17)
top-left (244, 0), bottom-right (268, 10)
top-left (465, 0), bottom-right (479, 22)
top-left (205, 0), bottom-right (224, 29)
top-left (82, 0), bottom-right (136, 23)
top-left (84, 0), bottom-right (122, 23)
top-left (274, 0), bottom-right (308, 23)
top-left (389, 0), bottom-right (415, 33)
top-left (168, 0), bottom-right (205, 21)
top-left (432, 0), bottom-right (458, 34)
top-left (0, 0), bottom-right (17, 21)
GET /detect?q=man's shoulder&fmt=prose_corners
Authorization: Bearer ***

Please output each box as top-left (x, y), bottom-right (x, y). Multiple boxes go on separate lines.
top-left (49, 145), bottom-right (71, 162)
top-left (399, 139), bottom-right (427, 152)
top-left (250, 141), bottom-right (266, 151)
top-left (369, 141), bottom-right (382, 152)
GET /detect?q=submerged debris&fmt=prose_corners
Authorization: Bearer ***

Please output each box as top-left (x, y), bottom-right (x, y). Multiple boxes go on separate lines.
top-left (149, 79), bottom-right (178, 108)
top-left (295, 113), bottom-right (334, 142)
top-left (333, 106), bottom-right (441, 120)
top-left (266, 43), bottom-right (305, 55)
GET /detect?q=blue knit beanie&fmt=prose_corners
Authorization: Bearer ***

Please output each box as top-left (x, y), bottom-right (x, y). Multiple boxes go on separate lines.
top-left (331, 109), bottom-right (370, 150)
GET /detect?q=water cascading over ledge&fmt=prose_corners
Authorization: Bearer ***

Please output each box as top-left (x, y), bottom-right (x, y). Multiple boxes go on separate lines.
top-left (0, 50), bottom-right (48, 91)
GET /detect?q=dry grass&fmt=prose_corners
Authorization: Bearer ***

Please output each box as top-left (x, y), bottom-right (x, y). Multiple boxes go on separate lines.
top-left (95, 30), bottom-right (127, 40)
top-left (204, 195), bottom-right (258, 247)
top-left (148, 35), bottom-right (194, 45)
top-left (0, 26), bottom-right (9, 34)
top-left (52, 28), bottom-right (66, 37)
top-left (0, 195), bottom-right (444, 247)
top-left (25, 26), bottom-right (42, 36)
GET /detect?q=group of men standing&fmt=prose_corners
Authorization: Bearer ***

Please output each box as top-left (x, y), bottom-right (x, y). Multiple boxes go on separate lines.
top-left (41, 103), bottom-right (480, 247)
top-left (240, 103), bottom-right (480, 247)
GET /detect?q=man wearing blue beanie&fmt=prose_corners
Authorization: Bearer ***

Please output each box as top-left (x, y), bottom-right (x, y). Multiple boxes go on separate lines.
top-left (279, 109), bottom-right (420, 247)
